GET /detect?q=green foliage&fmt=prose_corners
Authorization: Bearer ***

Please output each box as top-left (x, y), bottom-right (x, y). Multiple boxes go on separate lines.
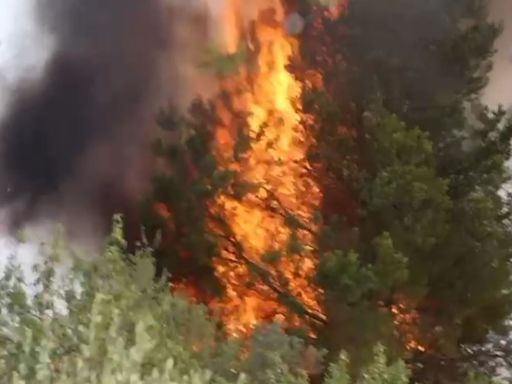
top-left (200, 43), bottom-right (253, 77)
top-left (324, 352), bottom-right (351, 384)
top-left (0, 217), bottom-right (416, 384)
top-left (363, 110), bottom-right (452, 257)
top-left (298, 0), bottom-right (512, 380)
top-left (372, 233), bottom-right (408, 296)
top-left (357, 345), bottom-right (409, 384)
top-left (317, 231), bottom-right (406, 304)
top-left (311, 101), bottom-right (512, 380)
top-left (144, 100), bottom-right (225, 295)
top-left (317, 250), bottom-right (375, 304)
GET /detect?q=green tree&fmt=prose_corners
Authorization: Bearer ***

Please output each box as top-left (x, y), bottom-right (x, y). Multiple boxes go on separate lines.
top-left (142, 1), bottom-right (512, 381)
top-left (299, 0), bottom-right (512, 381)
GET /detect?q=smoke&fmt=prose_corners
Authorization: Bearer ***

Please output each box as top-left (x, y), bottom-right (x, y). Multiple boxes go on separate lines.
top-left (0, 0), bottom-right (287, 249)
top-left (161, 0), bottom-right (282, 108)
top-left (0, 0), bottom-right (170, 240)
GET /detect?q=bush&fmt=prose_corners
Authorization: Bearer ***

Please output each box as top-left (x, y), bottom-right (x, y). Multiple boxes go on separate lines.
top-left (0, 216), bottom-right (411, 383)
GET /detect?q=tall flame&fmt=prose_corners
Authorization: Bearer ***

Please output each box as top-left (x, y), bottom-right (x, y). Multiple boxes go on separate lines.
top-left (207, 0), bottom-right (325, 335)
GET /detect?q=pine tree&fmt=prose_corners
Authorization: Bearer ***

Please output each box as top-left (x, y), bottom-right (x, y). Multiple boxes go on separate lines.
top-left (299, 0), bottom-right (512, 381)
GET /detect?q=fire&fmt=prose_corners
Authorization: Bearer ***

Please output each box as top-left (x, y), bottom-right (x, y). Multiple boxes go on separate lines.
top-left (391, 303), bottom-right (427, 353)
top-left (207, 0), bottom-right (325, 335)
top-left (157, 0), bottom-right (432, 357)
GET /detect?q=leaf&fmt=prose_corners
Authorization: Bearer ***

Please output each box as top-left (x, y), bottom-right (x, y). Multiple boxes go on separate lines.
top-left (132, 256), bottom-right (156, 291)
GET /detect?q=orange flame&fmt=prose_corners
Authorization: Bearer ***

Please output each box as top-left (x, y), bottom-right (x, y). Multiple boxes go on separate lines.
top-left (207, 1), bottom-right (325, 335)
top-left (391, 303), bottom-right (427, 353)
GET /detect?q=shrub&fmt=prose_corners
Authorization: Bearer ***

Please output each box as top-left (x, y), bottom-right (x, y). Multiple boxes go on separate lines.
top-left (0, 216), bottom-right (411, 384)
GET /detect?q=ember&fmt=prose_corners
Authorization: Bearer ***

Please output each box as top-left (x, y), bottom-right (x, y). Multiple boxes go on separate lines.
top-left (391, 303), bottom-right (427, 353)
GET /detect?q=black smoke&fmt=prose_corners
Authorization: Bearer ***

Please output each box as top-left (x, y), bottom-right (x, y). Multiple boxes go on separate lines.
top-left (0, 0), bottom-right (170, 235)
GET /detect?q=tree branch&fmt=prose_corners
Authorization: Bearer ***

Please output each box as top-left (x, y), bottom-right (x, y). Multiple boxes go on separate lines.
top-left (209, 213), bottom-right (327, 325)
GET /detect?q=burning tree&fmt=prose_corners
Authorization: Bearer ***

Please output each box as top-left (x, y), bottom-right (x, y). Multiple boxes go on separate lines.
top-left (144, 0), bottom-right (512, 382)
top-left (146, 0), bottom-right (408, 366)
top-left (146, 0), bottom-right (328, 337)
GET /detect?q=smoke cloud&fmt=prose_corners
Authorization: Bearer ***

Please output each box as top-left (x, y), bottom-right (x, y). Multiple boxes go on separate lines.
top-left (0, 0), bottom-right (286, 242)
top-left (0, 0), bottom-right (171, 239)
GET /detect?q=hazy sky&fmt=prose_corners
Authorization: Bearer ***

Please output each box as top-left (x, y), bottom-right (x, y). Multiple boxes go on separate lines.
top-left (485, 0), bottom-right (512, 107)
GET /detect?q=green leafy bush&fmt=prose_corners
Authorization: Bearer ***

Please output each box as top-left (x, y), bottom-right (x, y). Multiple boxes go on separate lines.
top-left (0, 216), bottom-right (411, 384)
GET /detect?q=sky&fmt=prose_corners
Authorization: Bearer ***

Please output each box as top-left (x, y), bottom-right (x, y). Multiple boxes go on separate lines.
top-left (0, 0), bottom-right (50, 74)
top-left (0, 0), bottom-right (53, 117)
top-left (484, 0), bottom-right (512, 107)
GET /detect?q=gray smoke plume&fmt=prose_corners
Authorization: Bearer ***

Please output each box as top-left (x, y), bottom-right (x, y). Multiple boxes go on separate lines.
top-left (0, 0), bottom-right (171, 239)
